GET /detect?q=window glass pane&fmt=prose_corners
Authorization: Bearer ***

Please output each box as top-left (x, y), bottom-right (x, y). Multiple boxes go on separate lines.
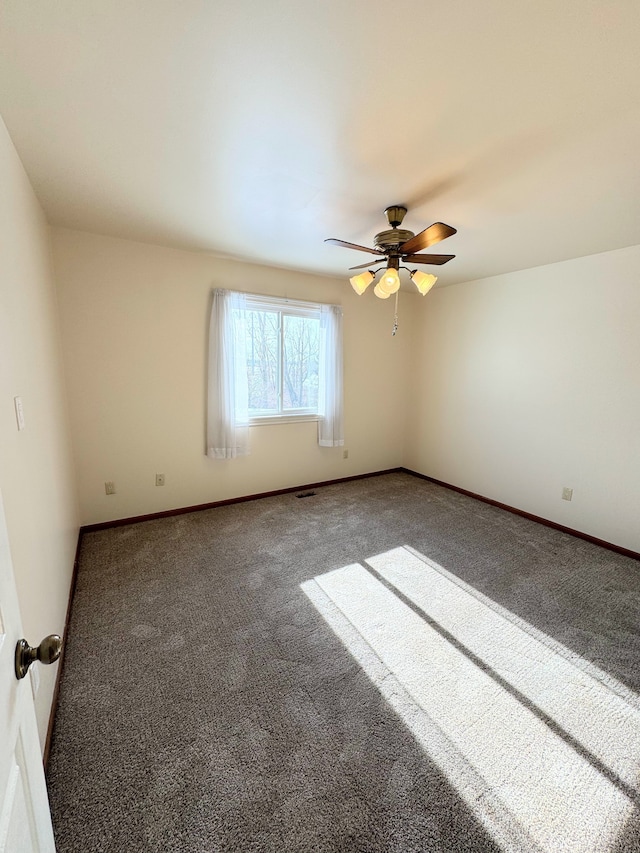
top-left (245, 310), bottom-right (279, 414)
top-left (282, 314), bottom-right (320, 410)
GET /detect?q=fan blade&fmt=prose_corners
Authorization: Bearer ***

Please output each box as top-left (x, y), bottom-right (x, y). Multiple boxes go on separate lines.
top-left (398, 222), bottom-right (457, 254)
top-left (402, 253), bottom-right (455, 265)
top-left (325, 238), bottom-right (384, 255)
top-left (348, 260), bottom-right (387, 270)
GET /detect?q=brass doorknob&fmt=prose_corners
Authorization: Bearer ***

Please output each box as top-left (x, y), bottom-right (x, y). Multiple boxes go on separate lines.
top-left (15, 635), bottom-right (62, 680)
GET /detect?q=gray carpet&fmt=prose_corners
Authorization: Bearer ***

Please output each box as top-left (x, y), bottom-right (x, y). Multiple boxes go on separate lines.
top-left (46, 472), bottom-right (640, 852)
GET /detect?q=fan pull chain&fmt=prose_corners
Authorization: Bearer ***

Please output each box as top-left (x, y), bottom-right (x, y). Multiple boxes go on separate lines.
top-left (392, 290), bottom-right (399, 336)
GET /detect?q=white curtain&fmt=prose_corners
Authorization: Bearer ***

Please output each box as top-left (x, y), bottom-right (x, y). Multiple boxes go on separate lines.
top-left (318, 304), bottom-right (344, 447)
top-left (207, 289), bottom-right (250, 459)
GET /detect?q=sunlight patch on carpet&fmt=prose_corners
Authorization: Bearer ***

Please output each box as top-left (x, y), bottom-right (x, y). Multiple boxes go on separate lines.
top-left (301, 546), bottom-right (640, 853)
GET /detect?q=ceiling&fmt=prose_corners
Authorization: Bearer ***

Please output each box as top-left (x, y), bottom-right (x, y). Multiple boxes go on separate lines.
top-left (0, 0), bottom-right (639, 286)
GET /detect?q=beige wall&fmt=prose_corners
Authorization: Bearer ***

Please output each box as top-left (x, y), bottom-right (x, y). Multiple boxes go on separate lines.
top-left (52, 229), bottom-right (414, 525)
top-left (50, 224), bottom-right (640, 555)
top-left (0, 118), bottom-right (79, 746)
top-left (405, 244), bottom-right (640, 553)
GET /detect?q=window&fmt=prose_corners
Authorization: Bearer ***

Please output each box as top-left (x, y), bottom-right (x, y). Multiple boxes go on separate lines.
top-left (207, 289), bottom-right (343, 459)
top-left (240, 296), bottom-right (321, 421)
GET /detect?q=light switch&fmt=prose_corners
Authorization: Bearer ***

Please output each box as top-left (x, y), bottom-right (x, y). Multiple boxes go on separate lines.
top-left (14, 396), bottom-right (25, 431)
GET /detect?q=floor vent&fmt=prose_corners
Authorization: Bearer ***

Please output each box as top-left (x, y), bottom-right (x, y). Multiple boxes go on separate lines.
top-left (296, 491), bottom-right (316, 499)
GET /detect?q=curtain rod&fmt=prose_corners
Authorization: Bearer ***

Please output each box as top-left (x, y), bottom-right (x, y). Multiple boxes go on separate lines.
top-left (214, 287), bottom-right (340, 311)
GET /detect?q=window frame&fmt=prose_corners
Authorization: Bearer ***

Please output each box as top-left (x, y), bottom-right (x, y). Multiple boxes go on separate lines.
top-left (241, 294), bottom-right (322, 425)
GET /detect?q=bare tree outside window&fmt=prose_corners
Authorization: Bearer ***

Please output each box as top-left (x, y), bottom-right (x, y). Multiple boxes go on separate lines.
top-left (244, 310), bottom-right (279, 412)
top-left (283, 315), bottom-right (320, 410)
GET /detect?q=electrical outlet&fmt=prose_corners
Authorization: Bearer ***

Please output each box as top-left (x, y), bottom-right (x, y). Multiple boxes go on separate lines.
top-left (105, 481), bottom-right (116, 495)
top-left (155, 473), bottom-right (165, 486)
top-left (562, 487), bottom-right (573, 501)
top-left (343, 449), bottom-right (349, 459)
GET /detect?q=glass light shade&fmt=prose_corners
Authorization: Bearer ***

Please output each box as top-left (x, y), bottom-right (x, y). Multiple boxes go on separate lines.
top-left (373, 282), bottom-right (392, 299)
top-left (411, 270), bottom-right (438, 295)
top-left (377, 267), bottom-right (401, 295)
top-left (349, 270), bottom-right (374, 295)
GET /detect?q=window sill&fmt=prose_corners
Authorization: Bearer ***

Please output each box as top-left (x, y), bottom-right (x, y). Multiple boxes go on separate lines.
top-left (248, 414), bottom-right (320, 426)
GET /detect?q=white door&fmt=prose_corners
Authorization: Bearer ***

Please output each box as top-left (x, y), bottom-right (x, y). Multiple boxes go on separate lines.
top-left (0, 486), bottom-right (56, 852)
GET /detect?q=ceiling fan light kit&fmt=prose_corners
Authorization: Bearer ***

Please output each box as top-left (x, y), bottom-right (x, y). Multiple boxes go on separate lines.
top-left (373, 282), bottom-right (392, 299)
top-left (411, 270), bottom-right (438, 296)
top-left (378, 265), bottom-right (401, 295)
top-left (326, 206), bottom-right (456, 333)
top-left (349, 270), bottom-right (375, 294)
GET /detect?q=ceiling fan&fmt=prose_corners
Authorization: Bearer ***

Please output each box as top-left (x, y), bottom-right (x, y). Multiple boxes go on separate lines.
top-left (325, 205), bottom-right (456, 299)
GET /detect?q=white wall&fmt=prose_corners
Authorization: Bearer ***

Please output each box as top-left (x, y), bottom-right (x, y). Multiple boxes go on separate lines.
top-left (0, 118), bottom-right (79, 746)
top-left (405, 244), bottom-right (640, 553)
top-left (52, 229), bottom-right (414, 525)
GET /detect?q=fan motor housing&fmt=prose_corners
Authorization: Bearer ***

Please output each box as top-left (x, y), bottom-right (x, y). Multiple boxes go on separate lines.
top-left (374, 228), bottom-right (414, 251)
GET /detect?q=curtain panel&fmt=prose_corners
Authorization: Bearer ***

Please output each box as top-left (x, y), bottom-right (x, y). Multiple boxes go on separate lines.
top-left (317, 304), bottom-right (344, 447)
top-left (207, 289), bottom-right (250, 458)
